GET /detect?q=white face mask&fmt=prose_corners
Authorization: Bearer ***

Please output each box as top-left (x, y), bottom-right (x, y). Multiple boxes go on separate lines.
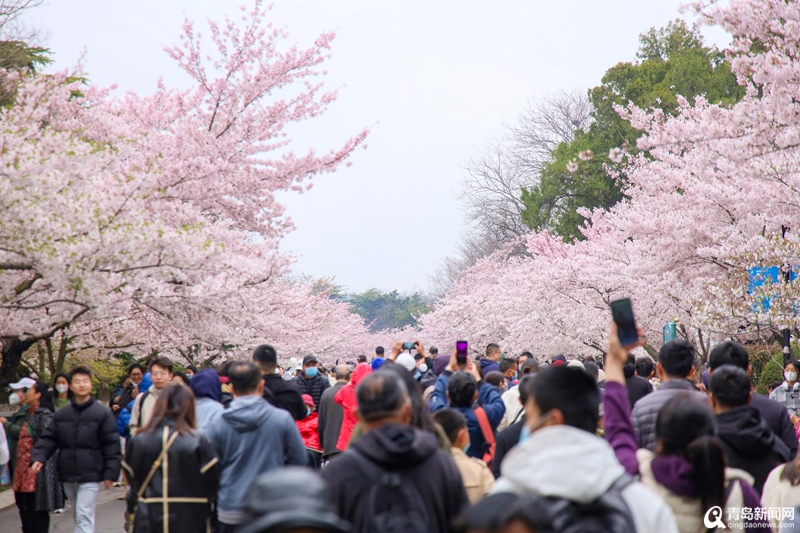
top-left (56, 384), bottom-right (69, 394)
top-left (9, 392), bottom-right (21, 406)
top-left (786, 371), bottom-right (798, 382)
top-left (419, 364), bottom-right (428, 373)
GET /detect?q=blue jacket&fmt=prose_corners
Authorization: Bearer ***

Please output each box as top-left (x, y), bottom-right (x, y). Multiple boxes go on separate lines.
top-left (117, 399), bottom-right (135, 438)
top-left (205, 395), bottom-right (306, 521)
top-left (480, 358), bottom-right (500, 375)
top-left (195, 398), bottom-right (223, 435)
top-left (429, 372), bottom-right (505, 459)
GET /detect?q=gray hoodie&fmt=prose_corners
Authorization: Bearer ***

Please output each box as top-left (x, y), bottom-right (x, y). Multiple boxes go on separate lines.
top-left (206, 395), bottom-right (307, 525)
top-left (492, 424), bottom-right (678, 533)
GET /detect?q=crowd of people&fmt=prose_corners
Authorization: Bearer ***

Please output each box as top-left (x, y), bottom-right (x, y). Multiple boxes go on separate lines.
top-left (4, 330), bottom-right (800, 532)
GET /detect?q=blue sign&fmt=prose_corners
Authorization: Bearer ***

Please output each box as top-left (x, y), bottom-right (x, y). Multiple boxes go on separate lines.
top-left (748, 266), bottom-right (798, 313)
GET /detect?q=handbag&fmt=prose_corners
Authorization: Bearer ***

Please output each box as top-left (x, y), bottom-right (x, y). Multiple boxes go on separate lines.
top-left (474, 407), bottom-right (497, 468)
top-left (35, 451), bottom-right (65, 512)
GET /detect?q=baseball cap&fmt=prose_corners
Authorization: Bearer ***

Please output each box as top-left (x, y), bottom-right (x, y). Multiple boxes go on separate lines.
top-left (301, 394), bottom-right (315, 408)
top-left (302, 355), bottom-right (318, 366)
top-left (396, 353), bottom-right (416, 372)
top-left (10, 377), bottom-right (36, 389)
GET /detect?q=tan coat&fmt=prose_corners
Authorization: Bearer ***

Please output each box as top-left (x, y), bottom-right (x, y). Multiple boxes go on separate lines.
top-left (129, 387), bottom-right (162, 433)
top-left (452, 447), bottom-right (494, 504)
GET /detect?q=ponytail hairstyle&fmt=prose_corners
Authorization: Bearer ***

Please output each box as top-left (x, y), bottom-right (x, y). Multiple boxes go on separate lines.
top-left (655, 393), bottom-right (726, 511)
top-left (31, 381), bottom-right (55, 413)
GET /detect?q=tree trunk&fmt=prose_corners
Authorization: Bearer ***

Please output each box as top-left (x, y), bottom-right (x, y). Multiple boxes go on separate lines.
top-left (0, 337), bottom-right (37, 397)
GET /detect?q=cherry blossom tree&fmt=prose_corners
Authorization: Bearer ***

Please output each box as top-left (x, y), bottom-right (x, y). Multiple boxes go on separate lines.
top-left (0, 1), bottom-right (370, 385)
top-left (421, 0), bottom-right (800, 361)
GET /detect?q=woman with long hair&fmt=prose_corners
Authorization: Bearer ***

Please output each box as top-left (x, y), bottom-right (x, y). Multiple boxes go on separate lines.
top-left (52, 373), bottom-right (71, 411)
top-left (604, 325), bottom-right (764, 533)
top-left (123, 384), bottom-right (219, 533)
top-left (11, 381), bottom-right (63, 533)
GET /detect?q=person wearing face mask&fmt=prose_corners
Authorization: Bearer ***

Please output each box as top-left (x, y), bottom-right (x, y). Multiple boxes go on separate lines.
top-left (10, 380), bottom-right (62, 532)
top-left (491, 357), bottom-right (679, 533)
top-left (1, 377), bottom-right (37, 485)
top-left (413, 353), bottom-right (435, 383)
top-left (52, 373), bottom-right (72, 410)
top-left (770, 360), bottom-right (800, 420)
top-left (433, 408), bottom-right (494, 503)
top-left (293, 355), bottom-right (330, 410)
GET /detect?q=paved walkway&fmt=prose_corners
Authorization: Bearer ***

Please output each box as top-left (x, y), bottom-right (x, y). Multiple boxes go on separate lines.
top-left (0, 487), bottom-right (126, 532)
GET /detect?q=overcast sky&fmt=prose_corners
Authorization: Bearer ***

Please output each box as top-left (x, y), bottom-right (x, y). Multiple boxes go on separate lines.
top-left (27, 0), bottom-right (728, 294)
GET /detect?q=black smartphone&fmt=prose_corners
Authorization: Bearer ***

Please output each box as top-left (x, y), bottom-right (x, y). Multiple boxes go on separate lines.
top-left (402, 342), bottom-right (416, 351)
top-left (456, 340), bottom-right (468, 365)
top-left (610, 298), bottom-right (639, 347)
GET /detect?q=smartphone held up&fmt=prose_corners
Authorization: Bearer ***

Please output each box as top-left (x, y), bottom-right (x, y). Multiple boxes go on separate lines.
top-left (610, 298), bottom-right (639, 347)
top-left (456, 340), bottom-right (468, 366)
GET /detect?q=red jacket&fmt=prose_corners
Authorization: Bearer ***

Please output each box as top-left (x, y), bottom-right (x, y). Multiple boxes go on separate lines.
top-left (334, 363), bottom-right (372, 451)
top-left (296, 412), bottom-right (321, 452)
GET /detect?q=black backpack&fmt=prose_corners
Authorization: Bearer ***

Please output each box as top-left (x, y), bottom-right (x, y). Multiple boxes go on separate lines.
top-left (536, 474), bottom-right (637, 533)
top-left (344, 452), bottom-right (432, 533)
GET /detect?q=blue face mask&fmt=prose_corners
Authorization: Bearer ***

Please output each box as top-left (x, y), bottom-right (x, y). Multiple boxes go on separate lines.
top-left (519, 424), bottom-right (530, 444)
top-left (305, 367), bottom-right (318, 378)
top-left (519, 411), bottom-right (555, 444)
top-left (307, 408), bottom-right (312, 417)
top-left (464, 443), bottom-right (471, 454)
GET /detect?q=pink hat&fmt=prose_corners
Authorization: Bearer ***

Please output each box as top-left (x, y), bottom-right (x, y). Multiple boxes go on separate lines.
top-left (302, 394), bottom-right (315, 408)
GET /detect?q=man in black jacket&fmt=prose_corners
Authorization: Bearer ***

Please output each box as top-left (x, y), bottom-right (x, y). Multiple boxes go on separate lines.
top-left (709, 364), bottom-right (790, 494)
top-left (31, 366), bottom-right (121, 533)
top-left (624, 354), bottom-right (653, 407)
top-left (492, 375), bottom-right (536, 478)
top-left (321, 371), bottom-right (468, 533)
top-left (708, 340), bottom-right (798, 458)
top-left (318, 364), bottom-right (349, 460)
top-left (293, 355), bottom-right (330, 409)
top-left (253, 344), bottom-right (306, 421)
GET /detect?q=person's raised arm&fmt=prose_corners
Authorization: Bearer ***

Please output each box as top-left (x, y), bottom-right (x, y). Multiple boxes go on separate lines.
top-left (604, 322), bottom-right (643, 476)
top-left (387, 341), bottom-right (403, 362)
top-left (429, 349), bottom-right (459, 413)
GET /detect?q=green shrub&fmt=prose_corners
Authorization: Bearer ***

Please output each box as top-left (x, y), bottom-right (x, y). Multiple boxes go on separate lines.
top-left (757, 352), bottom-right (786, 395)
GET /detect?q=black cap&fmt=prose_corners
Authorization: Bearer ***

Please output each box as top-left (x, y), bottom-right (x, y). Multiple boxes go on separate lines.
top-left (238, 467), bottom-right (351, 533)
top-left (302, 355), bottom-right (318, 366)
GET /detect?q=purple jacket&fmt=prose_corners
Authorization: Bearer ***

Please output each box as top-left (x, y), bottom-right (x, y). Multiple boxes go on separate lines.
top-left (604, 381), bottom-right (769, 533)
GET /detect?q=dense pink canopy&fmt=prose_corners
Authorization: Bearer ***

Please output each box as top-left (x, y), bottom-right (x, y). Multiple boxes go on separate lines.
top-left (0, 1), bottom-right (373, 365)
top-left (420, 0), bottom-right (800, 359)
